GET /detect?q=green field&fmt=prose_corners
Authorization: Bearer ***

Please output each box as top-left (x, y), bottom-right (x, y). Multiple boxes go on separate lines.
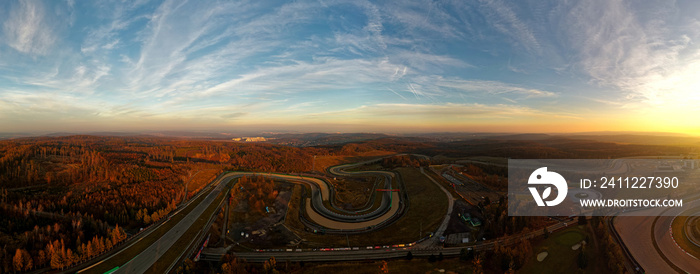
top-left (422, 168), bottom-right (464, 204)
top-left (520, 226), bottom-right (602, 274)
top-left (321, 175), bottom-right (385, 215)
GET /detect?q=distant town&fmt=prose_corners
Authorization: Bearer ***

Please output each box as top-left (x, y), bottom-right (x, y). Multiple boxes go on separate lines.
top-left (231, 137), bottom-right (272, 142)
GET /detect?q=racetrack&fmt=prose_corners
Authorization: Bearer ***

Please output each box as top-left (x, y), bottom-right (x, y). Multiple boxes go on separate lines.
top-left (614, 215), bottom-right (676, 273)
top-left (91, 157), bottom-right (408, 274)
top-left (654, 202), bottom-right (700, 273)
top-left (615, 201), bottom-right (700, 273)
top-left (304, 192), bottom-right (400, 229)
top-left (242, 170), bottom-right (402, 229)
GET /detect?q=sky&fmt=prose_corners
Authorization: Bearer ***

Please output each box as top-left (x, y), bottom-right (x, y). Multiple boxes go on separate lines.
top-left (1, 0), bottom-right (700, 135)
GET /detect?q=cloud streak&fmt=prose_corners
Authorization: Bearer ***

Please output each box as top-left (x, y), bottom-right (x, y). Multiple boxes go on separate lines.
top-left (564, 0), bottom-right (700, 108)
top-left (2, 0), bottom-right (56, 55)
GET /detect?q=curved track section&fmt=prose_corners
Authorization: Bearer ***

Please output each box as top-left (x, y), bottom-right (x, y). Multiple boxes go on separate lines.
top-left (653, 203), bottom-right (700, 273)
top-left (228, 157), bottom-right (406, 231)
top-left (614, 200), bottom-right (700, 273)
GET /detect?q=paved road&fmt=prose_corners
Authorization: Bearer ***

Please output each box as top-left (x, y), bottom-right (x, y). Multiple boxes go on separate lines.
top-left (223, 220), bottom-right (576, 262)
top-left (654, 200), bottom-right (700, 272)
top-left (303, 191), bottom-right (400, 229)
top-left (655, 214), bottom-right (700, 272)
top-left (415, 167), bottom-right (454, 248)
top-left (614, 215), bottom-right (676, 273)
top-left (115, 172), bottom-right (232, 273)
top-left (615, 200), bottom-right (700, 273)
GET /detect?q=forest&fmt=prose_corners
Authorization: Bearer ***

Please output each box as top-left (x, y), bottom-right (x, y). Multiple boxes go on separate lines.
top-left (0, 134), bottom-right (693, 272)
top-left (0, 135), bottom-right (323, 272)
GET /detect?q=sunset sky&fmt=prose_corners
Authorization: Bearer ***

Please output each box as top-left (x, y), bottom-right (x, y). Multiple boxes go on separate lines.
top-left (1, 0), bottom-right (700, 134)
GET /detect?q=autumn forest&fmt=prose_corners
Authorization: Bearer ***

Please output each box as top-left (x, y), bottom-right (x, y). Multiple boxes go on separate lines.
top-left (0, 134), bottom-right (693, 273)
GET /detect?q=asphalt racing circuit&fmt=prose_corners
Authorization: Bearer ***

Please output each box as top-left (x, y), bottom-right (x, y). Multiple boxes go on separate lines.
top-left (76, 156), bottom-right (700, 274)
top-left (78, 156), bottom-right (407, 274)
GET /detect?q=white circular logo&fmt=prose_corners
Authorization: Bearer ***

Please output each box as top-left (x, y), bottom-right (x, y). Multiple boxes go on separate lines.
top-left (528, 167), bottom-right (568, 206)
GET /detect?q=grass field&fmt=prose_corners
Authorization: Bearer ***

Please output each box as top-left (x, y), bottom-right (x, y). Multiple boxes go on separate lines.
top-left (146, 179), bottom-right (232, 273)
top-left (316, 154), bottom-right (393, 208)
top-left (82, 180), bottom-right (220, 274)
top-left (422, 168), bottom-right (464, 203)
top-left (520, 226), bottom-right (603, 274)
top-left (282, 167), bottom-right (448, 247)
top-left (381, 167), bottom-right (447, 239)
top-left (324, 175), bottom-right (382, 213)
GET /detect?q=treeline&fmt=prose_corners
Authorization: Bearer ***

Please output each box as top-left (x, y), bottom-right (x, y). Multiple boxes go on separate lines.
top-left (135, 201), bottom-right (177, 225)
top-left (590, 216), bottom-right (627, 273)
top-left (381, 155), bottom-right (429, 168)
top-left (480, 197), bottom-right (551, 239)
top-left (489, 239), bottom-right (533, 272)
top-left (460, 164), bottom-right (507, 191)
top-left (327, 138), bottom-right (433, 156)
top-left (1, 218), bottom-right (127, 272)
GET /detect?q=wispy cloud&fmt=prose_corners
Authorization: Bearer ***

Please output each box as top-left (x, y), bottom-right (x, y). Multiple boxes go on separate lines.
top-left (383, 0), bottom-right (466, 40)
top-left (411, 76), bottom-right (557, 99)
top-left (386, 87), bottom-right (408, 101)
top-left (564, 0), bottom-right (700, 108)
top-left (2, 0), bottom-right (56, 55)
top-left (196, 57), bottom-right (405, 98)
top-left (392, 51), bottom-right (472, 73)
top-left (220, 112), bottom-right (248, 119)
top-left (477, 0), bottom-right (541, 54)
